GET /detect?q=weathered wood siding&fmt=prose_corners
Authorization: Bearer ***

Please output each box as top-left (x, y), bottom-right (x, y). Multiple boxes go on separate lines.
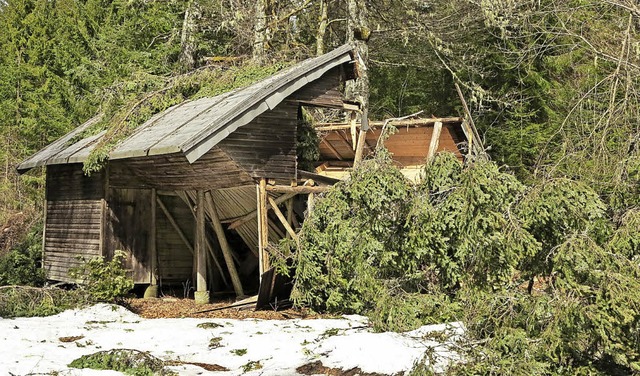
top-left (289, 67), bottom-right (344, 108)
top-left (104, 188), bottom-right (151, 283)
top-left (44, 164), bottom-right (104, 282)
top-left (218, 101), bottom-right (298, 182)
top-left (156, 195), bottom-right (194, 283)
top-left (108, 147), bottom-right (254, 190)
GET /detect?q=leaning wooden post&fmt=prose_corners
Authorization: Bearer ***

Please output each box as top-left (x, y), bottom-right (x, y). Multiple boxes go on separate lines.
top-left (144, 188), bottom-right (158, 299)
top-left (427, 121), bottom-right (443, 163)
top-left (353, 108), bottom-right (369, 167)
top-left (194, 190), bottom-right (209, 304)
top-left (205, 191), bottom-right (244, 298)
top-left (257, 178), bottom-right (269, 277)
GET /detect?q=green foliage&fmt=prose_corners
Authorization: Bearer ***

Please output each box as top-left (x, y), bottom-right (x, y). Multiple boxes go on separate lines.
top-left (69, 349), bottom-right (170, 376)
top-left (291, 152), bottom-right (410, 313)
top-left (516, 178), bottom-right (608, 278)
top-left (0, 221), bottom-right (44, 286)
top-left (291, 152), bottom-right (535, 320)
top-left (297, 108), bottom-right (320, 171)
top-left (290, 151), bottom-right (640, 374)
top-left (69, 250), bottom-right (134, 303)
top-left (0, 286), bottom-right (92, 318)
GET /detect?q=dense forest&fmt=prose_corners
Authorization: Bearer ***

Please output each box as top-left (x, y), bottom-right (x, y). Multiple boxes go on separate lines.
top-left (0, 0), bottom-right (639, 374)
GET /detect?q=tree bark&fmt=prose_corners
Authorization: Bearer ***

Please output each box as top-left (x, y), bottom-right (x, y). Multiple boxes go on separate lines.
top-left (179, 0), bottom-right (200, 72)
top-left (253, 0), bottom-right (271, 64)
top-left (345, 0), bottom-right (369, 109)
top-left (316, 0), bottom-right (328, 55)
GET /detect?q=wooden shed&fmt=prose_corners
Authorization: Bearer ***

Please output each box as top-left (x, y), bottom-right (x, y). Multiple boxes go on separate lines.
top-left (18, 45), bottom-right (360, 301)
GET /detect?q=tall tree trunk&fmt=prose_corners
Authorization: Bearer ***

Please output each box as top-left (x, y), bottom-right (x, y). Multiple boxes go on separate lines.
top-left (316, 0), bottom-right (328, 56)
top-left (345, 0), bottom-right (369, 109)
top-left (179, 0), bottom-right (200, 72)
top-left (253, 0), bottom-right (270, 64)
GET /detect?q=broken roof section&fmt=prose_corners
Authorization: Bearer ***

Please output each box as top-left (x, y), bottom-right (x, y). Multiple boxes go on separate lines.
top-left (18, 44), bottom-right (355, 173)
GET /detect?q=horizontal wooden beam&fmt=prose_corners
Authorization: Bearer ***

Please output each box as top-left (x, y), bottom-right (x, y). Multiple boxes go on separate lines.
top-left (315, 117), bottom-right (463, 131)
top-left (265, 185), bottom-right (330, 194)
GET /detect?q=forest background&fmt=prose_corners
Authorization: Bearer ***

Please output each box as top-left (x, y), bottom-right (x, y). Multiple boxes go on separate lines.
top-left (0, 0), bottom-right (639, 374)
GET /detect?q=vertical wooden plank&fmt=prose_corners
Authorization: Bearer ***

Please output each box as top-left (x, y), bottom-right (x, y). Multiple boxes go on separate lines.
top-left (206, 191), bottom-right (244, 297)
top-left (195, 190), bottom-right (207, 294)
top-left (99, 167), bottom-right (109, 257)
top-left (427, 121), bottom-right (443, 163)
top-left (149, 188), bottom-right (157, 285)
top-left (258, 178), bottom-right (269, 276)
top-left (41, 197), bottom-right (47, 279)
top-left (256, 183), bottom-right (263, 278)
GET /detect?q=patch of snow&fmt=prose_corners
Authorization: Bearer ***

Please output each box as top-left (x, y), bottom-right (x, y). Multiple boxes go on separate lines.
top-left (0, 304), bottom-right (462, 375)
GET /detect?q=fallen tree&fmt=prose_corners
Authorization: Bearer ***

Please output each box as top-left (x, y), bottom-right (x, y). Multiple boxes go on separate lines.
top-left (280, 151), bottom-right (640, 374)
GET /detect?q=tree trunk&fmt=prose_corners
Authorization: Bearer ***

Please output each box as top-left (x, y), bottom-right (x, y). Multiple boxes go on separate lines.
top-left (253, 0), bottom-right (271, 64)
top-left (345, 0), bottom-right (369, 109)
top-left (179, 0), bottom-right (200, 72)
top-left (316, 0), bottom-right (328, 55)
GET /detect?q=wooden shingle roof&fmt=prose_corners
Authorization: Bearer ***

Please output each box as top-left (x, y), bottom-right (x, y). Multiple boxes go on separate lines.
top-left (18, 45), bottom-right (354, 173)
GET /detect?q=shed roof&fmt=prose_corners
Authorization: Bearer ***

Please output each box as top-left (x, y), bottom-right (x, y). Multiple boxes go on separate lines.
top-left (18, 45), bottom-right (355, 173)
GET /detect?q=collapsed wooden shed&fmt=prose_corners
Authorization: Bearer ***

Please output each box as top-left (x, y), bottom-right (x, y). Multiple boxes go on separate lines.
top-left (18, 45), bottom-right (360, 301)
top-left (18, 44), bottom-right (475, 303)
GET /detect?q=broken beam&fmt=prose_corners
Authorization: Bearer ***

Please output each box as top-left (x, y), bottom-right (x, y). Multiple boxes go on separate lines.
top-left (265, 185), bottom-right (329, 194)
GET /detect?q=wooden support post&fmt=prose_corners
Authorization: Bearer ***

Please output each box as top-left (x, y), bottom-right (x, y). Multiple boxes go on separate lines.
top-left (176, 191), bottom-right (229, 288)
top-left (195, 191), bottom-right (208, 303)
top-left (268, 197), bottom-right (299, 242)
top-left (149, 188), bottom-right (157, 285)
top-left (194, 190), bottom-right (209, 304)
top-left (427, 121), bottom-right (443, 163)
top-left (41, 197), bottom-right (47, 278)
top-left (349, 112), bottom-right (357, 150)
top-left (185, 190), bottom-right (240, 265)
top-left (257, 178), bottom-right (269, 276)
top-left (205, 191), bottom-right (244, 298)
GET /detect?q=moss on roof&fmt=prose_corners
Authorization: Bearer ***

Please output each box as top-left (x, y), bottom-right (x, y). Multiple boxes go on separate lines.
top-left (79, 62), bottom-right (290, 175)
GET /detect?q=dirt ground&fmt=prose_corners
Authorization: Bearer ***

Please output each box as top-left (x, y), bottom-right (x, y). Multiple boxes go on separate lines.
top-left (127, 296), bottom-right (331, 320)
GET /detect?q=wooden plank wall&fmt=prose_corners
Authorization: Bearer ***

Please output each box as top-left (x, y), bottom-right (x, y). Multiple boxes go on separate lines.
top-left (156, 195), bottom-right (194, 283)
top-left (218, 101), bottom-right (298, 182)
top-left (44, 164), bottom-right (104, 282)
top-left (319, 124), bottom-right (464, 165)
top-left (104, 188), bottom-right (151, 283)
top-left (289, 67), bottom-right (344, 108)
top-left (108, 148), bottom-right (254, 190)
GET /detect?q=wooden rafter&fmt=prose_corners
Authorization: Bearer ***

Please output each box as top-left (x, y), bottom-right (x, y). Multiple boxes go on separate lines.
top-left (321, 138), bottom-right (343, 160)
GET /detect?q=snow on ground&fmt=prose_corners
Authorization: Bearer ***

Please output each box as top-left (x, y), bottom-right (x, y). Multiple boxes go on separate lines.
top-left (0, 303), bottom-right (463, 375)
